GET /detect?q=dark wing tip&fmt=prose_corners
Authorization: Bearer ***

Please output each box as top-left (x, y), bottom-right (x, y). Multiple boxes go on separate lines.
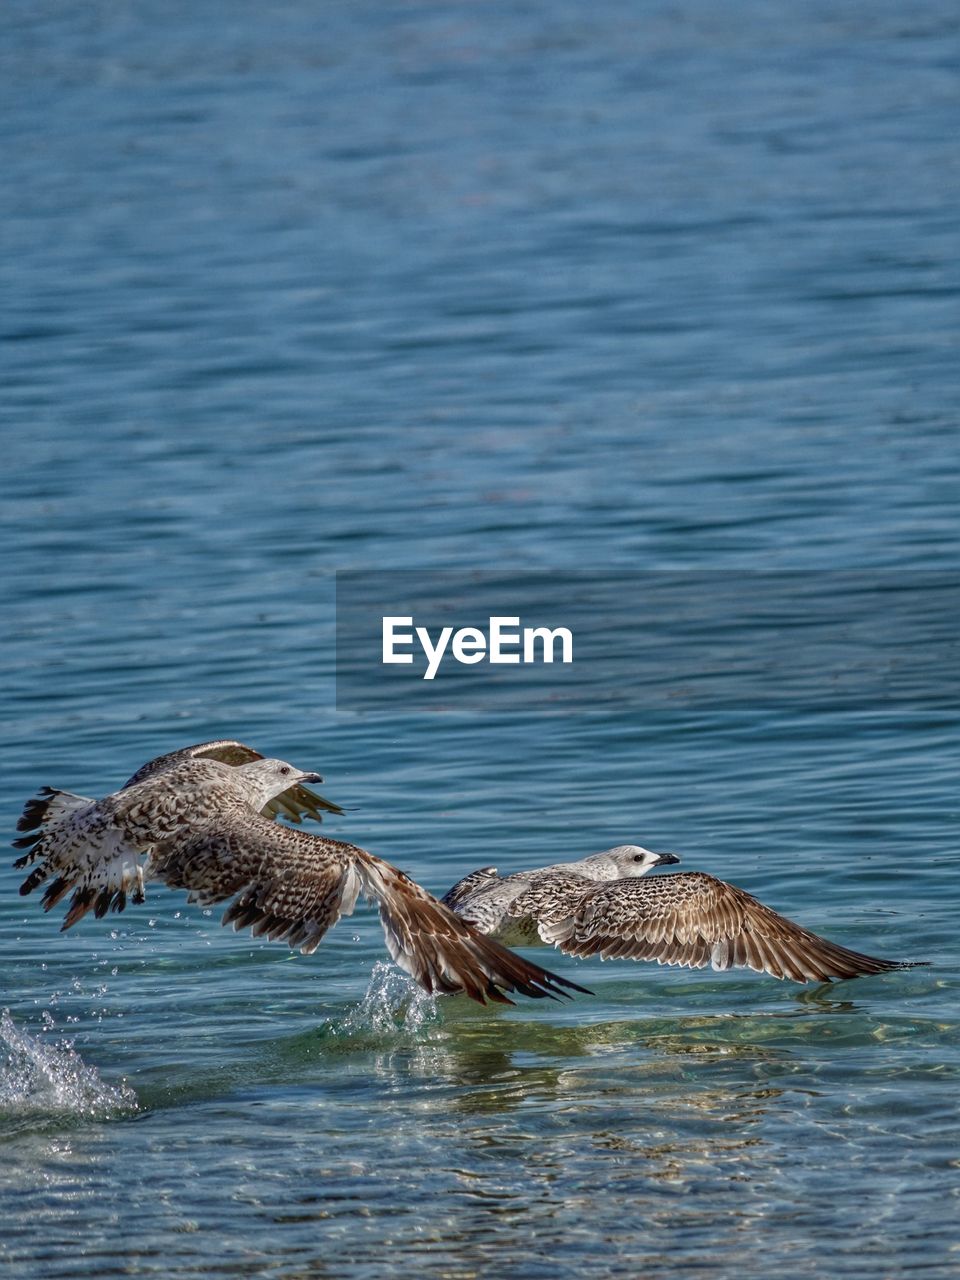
top-left (16, 789), bottom-right (57, 832)
top-left (807, 940), bottom-right (929, 981)
top-left (477, 937), bottom-right (593, 1001)
top-left (295, 785), bottom-right (346, 818)
top-left (266, 784), bottom-right (345, 827)
top-left (544, 970), bottom-right (593, 996)
top-left (482, 986), bottom-right (516, 1006)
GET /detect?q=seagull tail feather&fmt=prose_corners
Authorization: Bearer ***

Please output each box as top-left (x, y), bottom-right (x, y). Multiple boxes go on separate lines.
top-left (15, 788), bottom-right (102, 915)
top-left (14, 788), bottom-right (93, 857)
top-left (14, 788), bottom-right (147, 930)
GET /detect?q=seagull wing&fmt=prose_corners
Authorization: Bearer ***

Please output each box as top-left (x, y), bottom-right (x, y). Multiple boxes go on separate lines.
top-left (541, 871), bottom-right (916, 982)
top-left (121, 740), bottom-right (344, 823)
top-left (14, 759), bottom-right (252, 928)
top-left (151, 815), bottom-right (589, 1005)
top-left (121, 740), bottom-right (264, 785)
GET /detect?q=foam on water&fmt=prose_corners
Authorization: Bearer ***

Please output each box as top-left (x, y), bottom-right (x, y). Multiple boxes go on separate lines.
top-left (0, 1009), bottom-right (137, 1123)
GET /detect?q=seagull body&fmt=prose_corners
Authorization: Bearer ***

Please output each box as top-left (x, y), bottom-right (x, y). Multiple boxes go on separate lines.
top-left (13, 741), bottom-right (585, 1006)
top-left (442, 846), bottom-right (677, 948)
top-left (443, 845), bottom-right (921, 984)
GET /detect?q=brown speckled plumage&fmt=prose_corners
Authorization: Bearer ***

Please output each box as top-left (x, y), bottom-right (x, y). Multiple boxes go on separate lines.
top-left (444, 847), bottom-right (671, 949)
top-left (543, 872), bottom-right (917, 982)
top-left (121, 739), bottom-right (344, 824)
top-left (13, 743), bottom-right (588, 1005)
top-left (445, 847), bottom-right (923, 984)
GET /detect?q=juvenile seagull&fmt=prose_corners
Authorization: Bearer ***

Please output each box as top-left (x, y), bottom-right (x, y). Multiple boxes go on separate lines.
top-left (443, 845), bottom-right (922, 983)
top-left (443, 846), bottom-right (678, 946)
top-left (13, 742), bottom-right (586, 1005)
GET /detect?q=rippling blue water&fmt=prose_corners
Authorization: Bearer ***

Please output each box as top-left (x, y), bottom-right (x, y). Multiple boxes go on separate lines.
top-left (2, 2), bottom-right (958, 1277)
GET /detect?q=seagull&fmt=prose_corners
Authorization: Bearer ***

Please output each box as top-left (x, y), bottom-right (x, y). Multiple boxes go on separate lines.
top-left (12, 741), bottom-right (587, 1006)
top-left (442, 844), bottom-right (924, 983)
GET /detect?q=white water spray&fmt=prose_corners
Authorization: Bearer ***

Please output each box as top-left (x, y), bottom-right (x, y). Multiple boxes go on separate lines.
top-left (335, 962), bottom-right (441, 1036)
top-left (0, 1009), bottom-right (137, 1120)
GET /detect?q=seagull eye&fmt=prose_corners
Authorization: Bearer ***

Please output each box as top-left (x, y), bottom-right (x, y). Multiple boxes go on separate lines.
top-left (633, 855), bottom-right (643, 863)
top-left (280, 766), bottom-right (290, 776)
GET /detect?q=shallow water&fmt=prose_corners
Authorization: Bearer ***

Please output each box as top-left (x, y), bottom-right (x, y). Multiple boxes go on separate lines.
top-left (2, 1), bottom-right (958, 1277)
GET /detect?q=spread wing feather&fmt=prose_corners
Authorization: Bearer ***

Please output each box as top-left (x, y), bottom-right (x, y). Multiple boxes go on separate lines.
top-left (121, 740), bottom-right (344, 823)
top-left (151, 816), bottom-right (589, 1004)
top-left (542, 872), bottom-right (918, 983)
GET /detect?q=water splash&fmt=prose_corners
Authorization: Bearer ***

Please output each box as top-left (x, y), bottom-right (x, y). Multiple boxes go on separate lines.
top-left (0, 1009), bottom-right (137, 1123)
top-left (335, 963), bottom-right (442, 1037)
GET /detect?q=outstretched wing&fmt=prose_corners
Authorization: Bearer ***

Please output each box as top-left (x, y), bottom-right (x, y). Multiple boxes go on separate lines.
top-left (122, 740), bottom-right (344, 824)
top-left (122, 740), bottom-right (265, 785)
top-left (541, 871), bottom-right (917, 983)
top-left (151, 816), bottom-right (589, 1005)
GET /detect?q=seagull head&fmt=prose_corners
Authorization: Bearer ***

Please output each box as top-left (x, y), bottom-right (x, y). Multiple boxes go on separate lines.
top-left (233, 758), bottom-right (324, 808)
top-left (586, 845), bottom-right (681, 879)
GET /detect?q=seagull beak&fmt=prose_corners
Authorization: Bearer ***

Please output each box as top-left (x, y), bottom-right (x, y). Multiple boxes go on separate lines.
top-left (655, 852), bottom-right (681, 866)
top-left (299, 772), bottom-right (325, 785)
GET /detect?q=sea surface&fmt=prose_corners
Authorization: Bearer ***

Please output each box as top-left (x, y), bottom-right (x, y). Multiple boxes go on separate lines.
top-left (1, 2), bottom-right (958, 1277)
